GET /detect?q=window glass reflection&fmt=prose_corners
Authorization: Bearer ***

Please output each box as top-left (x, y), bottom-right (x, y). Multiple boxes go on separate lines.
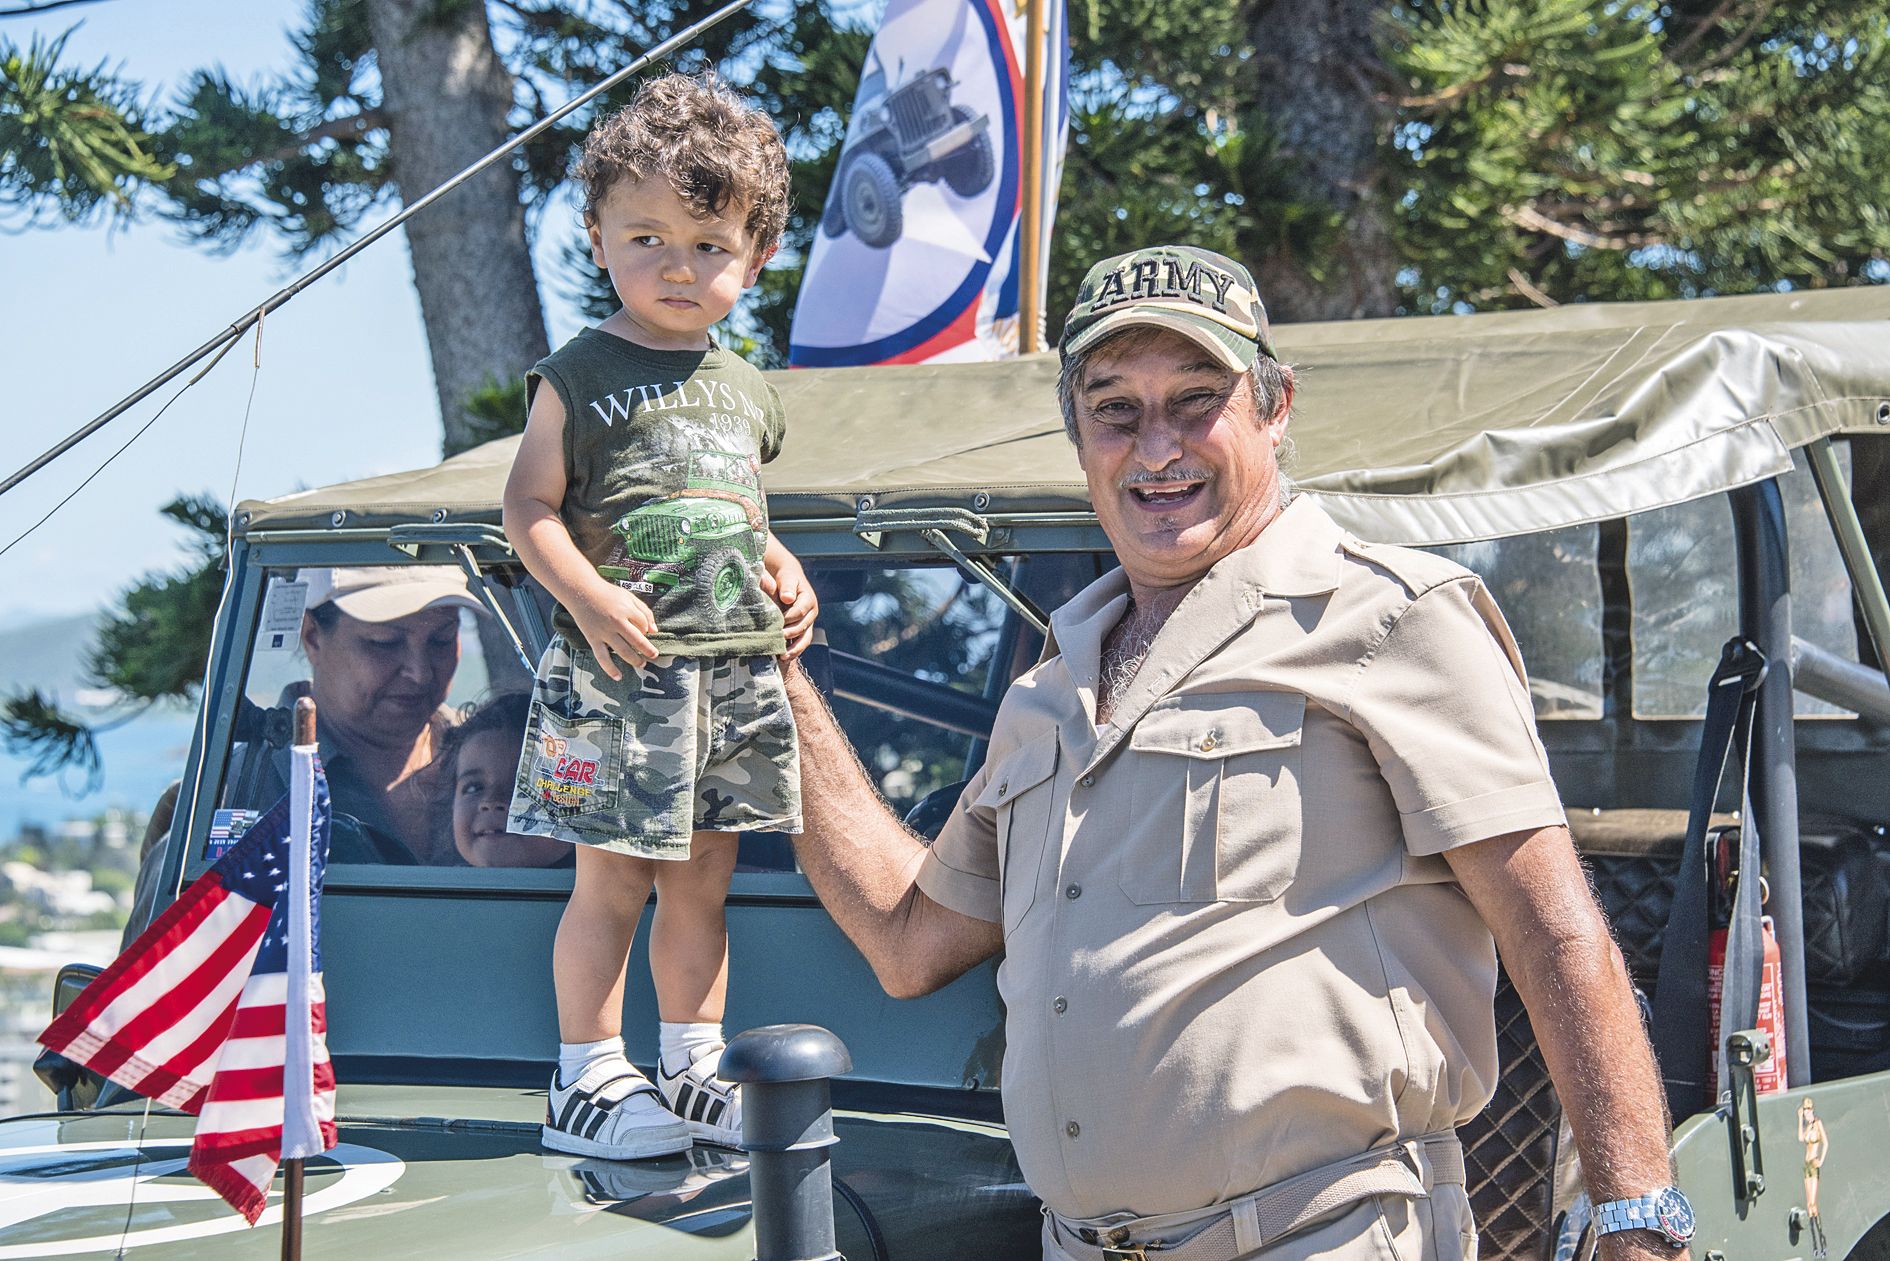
top-left (1630, 450), bottom-right (1858, 718)
top-left (1427, 526), bottom-right (1604, 719)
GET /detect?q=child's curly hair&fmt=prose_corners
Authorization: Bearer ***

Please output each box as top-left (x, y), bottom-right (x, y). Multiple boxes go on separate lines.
top-left (438, 691), bottom-right (533, 785)
top-left (577, 72), bottom-right (791, 256)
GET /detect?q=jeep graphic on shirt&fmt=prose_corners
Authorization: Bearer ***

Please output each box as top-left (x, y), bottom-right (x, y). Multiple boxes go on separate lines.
top-left (600, 450), bottom-right (768, 628)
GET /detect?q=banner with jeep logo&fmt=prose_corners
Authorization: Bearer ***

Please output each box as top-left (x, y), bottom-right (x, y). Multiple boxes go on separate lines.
top-left (788, 0), bottom-right (1069, 367)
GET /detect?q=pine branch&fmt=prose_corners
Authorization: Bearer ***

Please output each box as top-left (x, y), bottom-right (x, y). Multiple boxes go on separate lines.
top-left (1507, 268), bottom-right (1559, 308)
top-left (257, 108), bottom-right (385, 166)
top-left (1388, 63), bottom-right (1529, 111)
top-left (0, 691), bottom-right (101, 791)
top-left (1668, 0), bottom-right (1743, 62)
top-left (1503, 203), bottom-right (1661, 250)
top-left (1679, 0), bottom-right (1781, 77)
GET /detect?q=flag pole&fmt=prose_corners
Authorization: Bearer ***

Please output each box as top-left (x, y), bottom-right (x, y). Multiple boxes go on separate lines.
top-left (281, 696), bottom-right (317, 1261)
top-left (281, 1160), bottom-right (304, 1261)
top-left (1020, 0), bottom-right (1047, 353)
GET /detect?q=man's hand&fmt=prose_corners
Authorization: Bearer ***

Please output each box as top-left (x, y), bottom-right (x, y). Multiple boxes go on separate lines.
top-left (569, 580), bottom-right (659, 679)
top-left (763, 536), bottom-right (819, 659)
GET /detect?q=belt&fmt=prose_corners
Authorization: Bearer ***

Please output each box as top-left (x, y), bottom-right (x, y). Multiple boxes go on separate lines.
top-left (1049, 1131), bottom-right (1466, 1261)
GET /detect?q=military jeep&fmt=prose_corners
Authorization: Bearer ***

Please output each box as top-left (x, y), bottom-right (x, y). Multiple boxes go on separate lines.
top-left (822, 63), bottom-right (996, 248)
top-left (11, 288), bottom-right (1890, 1261)
top-left (603, 451), bottom-right (767, 624)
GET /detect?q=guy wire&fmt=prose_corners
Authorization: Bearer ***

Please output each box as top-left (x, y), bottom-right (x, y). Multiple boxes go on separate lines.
top-left (114, 306), bottom-right (270, 1260)
top-left (115, 1094), bottom-right (157, 1260)
top-left (0, 333), bottom-right (242, 560)
top-left (0, 0), bottom-right (757, 504)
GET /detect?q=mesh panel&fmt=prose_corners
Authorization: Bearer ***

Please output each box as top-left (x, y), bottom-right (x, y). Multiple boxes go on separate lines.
top-left (1462, 970), bottom-right (1560, 1261)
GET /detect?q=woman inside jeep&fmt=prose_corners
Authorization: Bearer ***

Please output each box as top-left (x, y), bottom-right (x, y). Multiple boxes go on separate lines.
top-left (292, 565), bottom-right (482, 864)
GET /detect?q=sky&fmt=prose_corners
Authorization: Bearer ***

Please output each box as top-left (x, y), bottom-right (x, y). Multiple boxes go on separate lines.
top-left (0, 0), bottom-right (592, 627)
top-left (0, 0), bottom-right (599, 830)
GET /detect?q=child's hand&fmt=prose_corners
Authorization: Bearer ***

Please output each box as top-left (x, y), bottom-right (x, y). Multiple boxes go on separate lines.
top-left (761, 547), bottom-right (819, 660)
top-left (570, 581), bottom-right (659, 679)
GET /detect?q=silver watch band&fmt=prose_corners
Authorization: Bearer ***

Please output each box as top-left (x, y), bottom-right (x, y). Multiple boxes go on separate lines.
top-left (1595, 1196), bottom-right (1663, 1234)
top-left (1593, 1187), bottom-right (1692, 1247)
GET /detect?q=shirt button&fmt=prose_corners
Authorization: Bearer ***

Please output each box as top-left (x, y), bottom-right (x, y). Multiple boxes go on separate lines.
top-left (1053, 996), bottom-right (1068, 1014)
top-left (1065, 883), bottom-right (1082, 900)
top-left (997, 782), bottom-right (1009, 798)
top-left (1080, 774), bottom-right (1094, 787)
top-left (1199, 734), bottom-right (1218, 752)
top-left (1066, 1121), bottom-right (1081, 1138)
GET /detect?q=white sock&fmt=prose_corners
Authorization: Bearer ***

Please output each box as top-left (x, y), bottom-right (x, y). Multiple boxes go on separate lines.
top-left (559, 1036), bottom-right (625, 1087)
top-left (556, 1036), bottom-right (666, 1118)
top-left (658, 1021), bottom-right (723, 1073)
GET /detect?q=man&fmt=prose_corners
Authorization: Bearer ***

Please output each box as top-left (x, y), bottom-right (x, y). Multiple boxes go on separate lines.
top-left (783, 245), bottom-right (1690, 1261)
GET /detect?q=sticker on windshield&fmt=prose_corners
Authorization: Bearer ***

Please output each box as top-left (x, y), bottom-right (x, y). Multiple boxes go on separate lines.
top-left (258, 579), bottom-right (309, 652)
top-left (205, 809), bottom-right (261, 860)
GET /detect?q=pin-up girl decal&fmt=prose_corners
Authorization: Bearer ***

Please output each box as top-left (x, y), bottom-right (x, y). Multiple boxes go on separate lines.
top-left (1799, 1096), bottom-right (1830, 1259)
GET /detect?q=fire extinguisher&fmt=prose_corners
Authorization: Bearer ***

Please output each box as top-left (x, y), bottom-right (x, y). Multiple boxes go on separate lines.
top-left (1707, 827), bottom-right (1787, 1096)
top-left (1708, 916), bottom-right (1787, 1095)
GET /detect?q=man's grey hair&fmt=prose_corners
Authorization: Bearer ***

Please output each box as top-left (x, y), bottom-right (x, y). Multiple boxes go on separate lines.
top-left (1055, 325), bottom-right (1298, 491)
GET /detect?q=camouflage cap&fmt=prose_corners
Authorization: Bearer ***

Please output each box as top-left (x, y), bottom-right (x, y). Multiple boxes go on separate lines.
top-left (1058, 245), bottom-right (1275, 370)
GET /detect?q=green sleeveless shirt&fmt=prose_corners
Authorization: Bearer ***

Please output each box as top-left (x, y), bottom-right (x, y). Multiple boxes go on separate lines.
top-left (530, 328), bottom-right (788, 657)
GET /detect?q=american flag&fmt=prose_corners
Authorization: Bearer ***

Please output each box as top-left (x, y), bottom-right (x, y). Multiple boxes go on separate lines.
top-left (40, 743), bottom-right (338, 1224)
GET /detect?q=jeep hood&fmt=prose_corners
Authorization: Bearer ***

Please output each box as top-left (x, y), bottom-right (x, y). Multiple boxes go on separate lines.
top-left (0, 1085), bottom-right (1037, 1259)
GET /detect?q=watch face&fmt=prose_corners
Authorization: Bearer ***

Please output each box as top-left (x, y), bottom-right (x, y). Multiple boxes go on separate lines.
top-left (1655, 1187), bottom-right (1697, 1241)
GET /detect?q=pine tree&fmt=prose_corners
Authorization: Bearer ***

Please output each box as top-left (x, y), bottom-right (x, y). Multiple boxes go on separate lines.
top-left (1383, 0), bottom-right (1890, 310)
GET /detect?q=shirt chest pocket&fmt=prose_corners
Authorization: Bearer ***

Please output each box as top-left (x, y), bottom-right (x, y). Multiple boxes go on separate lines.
top-left (973, 729), bottom-right (1060, 933)
top-left (1118, 691), bottom-right (1306, 905)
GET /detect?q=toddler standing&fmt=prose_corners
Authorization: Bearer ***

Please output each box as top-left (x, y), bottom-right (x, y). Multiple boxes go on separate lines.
top-left (503, 73), bottom-right (814, 1159)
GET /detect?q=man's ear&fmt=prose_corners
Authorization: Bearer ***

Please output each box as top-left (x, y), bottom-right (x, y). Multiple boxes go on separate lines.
top-left (744, 240), bottom-right (779, 287)
top-left (300, 614), bottom-right (323, 663)
top-left (1267, 366), bottom-right (1296, 443)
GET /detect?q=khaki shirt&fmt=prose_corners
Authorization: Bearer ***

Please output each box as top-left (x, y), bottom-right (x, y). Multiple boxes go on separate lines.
top-left (916, 497), bottom-right (1565, 1221)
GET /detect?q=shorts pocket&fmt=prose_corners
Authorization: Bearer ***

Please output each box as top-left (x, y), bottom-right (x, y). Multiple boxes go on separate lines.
top-left (1118, 691), bottom-right (1305, 905)
top-left (515, 702), bottom-right (625, 825)
top-left (974, 729), bottom-right (1060, 933)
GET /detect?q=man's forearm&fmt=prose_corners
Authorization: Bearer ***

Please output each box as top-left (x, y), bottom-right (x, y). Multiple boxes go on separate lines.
top-left (784, 662), bottom-right (1001, 997)
top-left (1452, 828), bottom-right (1682, 1261)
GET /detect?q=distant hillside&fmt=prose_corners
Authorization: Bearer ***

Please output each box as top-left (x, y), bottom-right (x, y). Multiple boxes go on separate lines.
top-left (0, 613), bottom-right (100, 703)
top-left (0, 611), bottom-right (197, 835)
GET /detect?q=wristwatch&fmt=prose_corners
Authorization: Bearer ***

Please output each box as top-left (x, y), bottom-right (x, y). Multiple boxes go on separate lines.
top-left (1594, 1186), bottom-right (1697, 1248)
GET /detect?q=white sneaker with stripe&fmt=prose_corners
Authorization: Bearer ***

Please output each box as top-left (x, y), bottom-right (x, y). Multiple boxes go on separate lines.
top-left (657, 1045), bottom-right (743, 1148)
top-left (542, 1062), bottom-right (692, 1160)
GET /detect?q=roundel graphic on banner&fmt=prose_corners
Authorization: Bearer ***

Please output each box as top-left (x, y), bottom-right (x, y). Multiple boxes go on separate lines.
top-left (789, 0), bottom-right (1021, 367)
top-left (0, 1139), bottom-right (405, 1256)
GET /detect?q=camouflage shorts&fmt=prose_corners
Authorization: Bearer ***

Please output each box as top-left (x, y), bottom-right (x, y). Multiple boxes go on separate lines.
top-left (506, 637), bottom-right (802, 859)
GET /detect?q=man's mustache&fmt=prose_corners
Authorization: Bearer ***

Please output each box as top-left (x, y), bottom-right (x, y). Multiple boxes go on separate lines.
top-left (1119, 468), bottom-right (1212, 489)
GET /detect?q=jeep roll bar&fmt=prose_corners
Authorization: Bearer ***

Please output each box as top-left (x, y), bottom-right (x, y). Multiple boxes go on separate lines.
top-left (1729, 478), bottom-right (1809, 1085)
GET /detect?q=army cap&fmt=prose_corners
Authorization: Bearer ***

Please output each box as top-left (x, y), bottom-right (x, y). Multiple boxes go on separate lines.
top-left (1059, 245), bottom-right (1276, 371)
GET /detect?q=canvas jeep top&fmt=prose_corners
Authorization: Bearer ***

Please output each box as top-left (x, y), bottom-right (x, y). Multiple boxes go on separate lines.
top-left (11, 286), bottom-right (1890, 1261)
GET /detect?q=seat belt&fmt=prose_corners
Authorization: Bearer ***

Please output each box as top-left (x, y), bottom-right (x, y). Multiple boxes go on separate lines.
top-left (1650, 637), bottom-right (1769, 1120)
